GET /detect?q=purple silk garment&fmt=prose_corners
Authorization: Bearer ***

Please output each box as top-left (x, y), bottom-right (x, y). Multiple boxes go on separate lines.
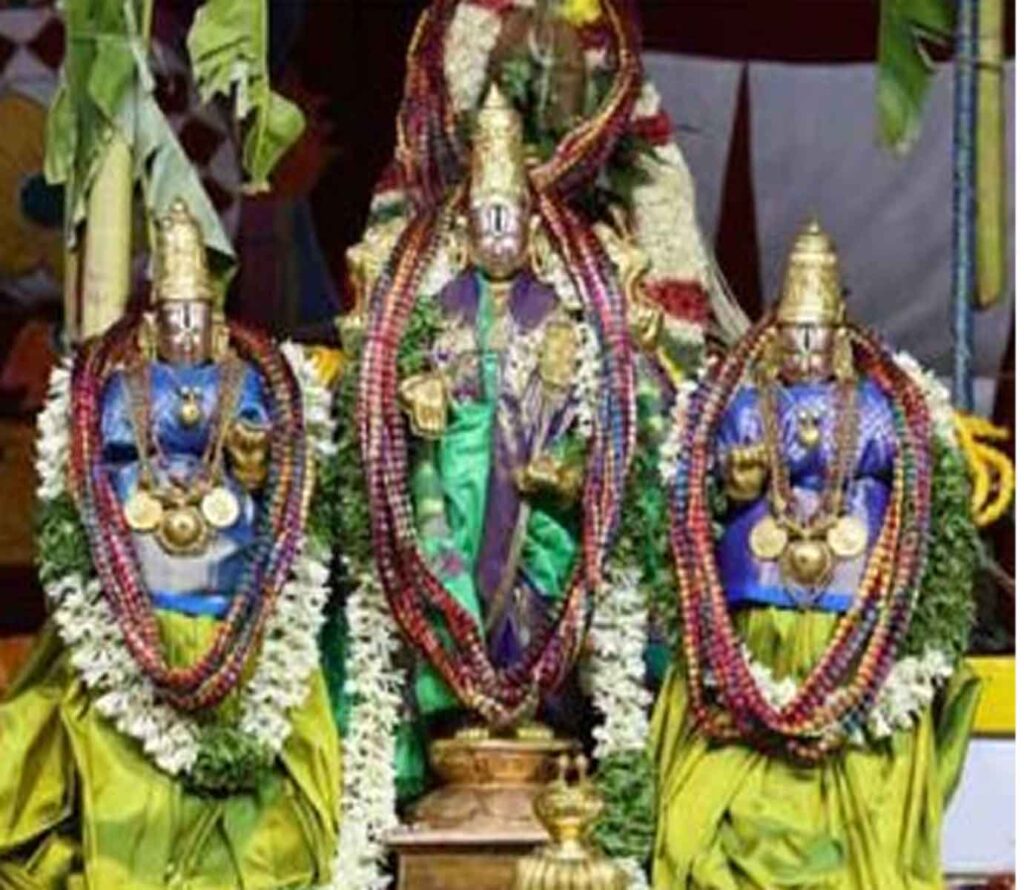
top-left (434, 271), bottom-right (578, 668)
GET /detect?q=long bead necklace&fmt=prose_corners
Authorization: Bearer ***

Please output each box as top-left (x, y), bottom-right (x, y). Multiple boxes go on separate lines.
top-left (359, 196), bottom-right (636, 727)
top-left (69, 319), bottom-right (312, 713)
top-left (669, 319), bottom-right (933, 760)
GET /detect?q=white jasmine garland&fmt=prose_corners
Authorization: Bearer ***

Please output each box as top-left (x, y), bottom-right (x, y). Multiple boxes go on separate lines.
top-left (586, 562), bottom-right (652, 889)
top-left (864, 648), bottom-right (954, 740)
top-left (629, 83), bottom-right (712, 295)
top-left (893, 350), bottom-right (957, 445)
top-left (322, 567), bottom-right (404, 890)
top-left (444, 3), bottom-right (503, 113)
top-left (36, 344), bottom-right (335, 779)
top-left (35, 355), bottom-right (73, 502)
top-left (659, 378), bottom-right (699, 485)
top-left (718, 646), bottom-right (954, 742)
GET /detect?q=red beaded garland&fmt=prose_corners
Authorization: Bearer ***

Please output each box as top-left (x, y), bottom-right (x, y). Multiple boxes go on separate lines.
top-left (68, 318), bottom-right (311, 713)
top-left (669, 318), bottom-right (934, 760)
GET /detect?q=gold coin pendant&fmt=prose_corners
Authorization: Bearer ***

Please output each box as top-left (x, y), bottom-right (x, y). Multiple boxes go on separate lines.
top-left (826, 515), bottom-right (869, 559)
top-left (124, 488), bottom-right (163, 532)
top-left (157, 506), bottom-right (209, 555)
top-left (201, 486), bottom-right (241, 530)
top-left (749, 515), bottom-right (788, 561)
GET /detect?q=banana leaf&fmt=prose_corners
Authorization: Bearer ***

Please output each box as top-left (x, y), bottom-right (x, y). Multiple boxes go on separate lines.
top-left (45, 0), bottom-right (234, 265)
top-left (877, 0), bottom-right (955, 153)
top-left (187, 0), bottom-right (305, 192)
top-left (44, 0), bottom-right (144, 242)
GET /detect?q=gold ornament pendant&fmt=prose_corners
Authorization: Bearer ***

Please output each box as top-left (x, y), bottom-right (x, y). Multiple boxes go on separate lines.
top-left (178, 387), bottom-right (204, 428)
top-left (749, 515), bottom-right (788, 561)
top-left (826, 515), bottom-right (869, 559)
top-left (781, 538), bottom-right (834, 588)
top-left (797, 409), bottom-right (822, 449)
top-left (124, 487), bottom-right (163, 532)
top-left (156, 504), bottom-right (210, 556)
top-left (201, 486), bottom-right (241, 530)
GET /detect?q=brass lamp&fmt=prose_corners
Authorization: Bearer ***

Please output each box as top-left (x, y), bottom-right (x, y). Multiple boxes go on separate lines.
top-left (513, 754), bottom-right (627, 890)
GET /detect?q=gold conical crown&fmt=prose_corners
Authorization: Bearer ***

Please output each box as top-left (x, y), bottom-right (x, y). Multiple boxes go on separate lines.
top-left (470, 83), bottom-right (528, 206)
top-left (776, 218), bottom-right (845, 326)
top-left (153, 198), bottom-right (213, 304)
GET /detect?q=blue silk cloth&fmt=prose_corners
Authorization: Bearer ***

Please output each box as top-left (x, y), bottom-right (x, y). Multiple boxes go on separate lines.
top-left (100, 361), bottom-right (271, 616)
top-left (714, 380), bottom-right (896, 613)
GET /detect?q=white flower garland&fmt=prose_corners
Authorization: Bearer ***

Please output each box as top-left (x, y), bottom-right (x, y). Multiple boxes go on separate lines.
top-left (659, 378), bottom-right (700, 485)
top-left (629, 83), bottom-right (712, 296)
top-left (585, 563), bottom-right (652, 890)
top-left (444, 3), bottom-right (503, 114)
top-left (36, 344), bottom-right (335, 779)
top-left (863, 648), bottom-right (954, 740)
top-left (589, 564), bottom-right (652, 759)
top-left (729, 645), bottom-right (955, 743)
top-left (893, 350), bottom-right (957, 445)
top-left (321, 567), bottom-right (404, 890)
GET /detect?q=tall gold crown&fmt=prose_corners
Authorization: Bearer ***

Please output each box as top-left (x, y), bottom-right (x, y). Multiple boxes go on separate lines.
top-left (153, 198), bottom-right (213, 304)
top-left (470, 83), bottom-right (528, 206)
top-left (776, 218), bottom-right (845, 325)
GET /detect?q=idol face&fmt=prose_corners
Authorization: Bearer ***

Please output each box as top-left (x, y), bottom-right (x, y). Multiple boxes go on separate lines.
top-left (156, 301), bottom-right (213, 365)
top-left (776, 322), bottom-right (835, 384)
top-left (469, 196), bottom-right (529, 281)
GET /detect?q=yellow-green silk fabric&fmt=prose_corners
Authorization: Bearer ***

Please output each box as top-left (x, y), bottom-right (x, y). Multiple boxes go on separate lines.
top-left (650, 608), bottom-right (981, 890)
top-left (0, 611), bottom-right (341, 890)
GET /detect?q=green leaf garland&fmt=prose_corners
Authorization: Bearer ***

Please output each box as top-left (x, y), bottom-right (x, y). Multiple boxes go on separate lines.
top-left (592, 750), bottom-right (657, 865)
top-left (902, 435), bottom-right (979, 658)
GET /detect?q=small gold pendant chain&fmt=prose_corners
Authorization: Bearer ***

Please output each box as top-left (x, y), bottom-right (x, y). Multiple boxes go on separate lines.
top-left (752, 377), bottom-right (866, 591)
top-left (122, 352), bottom-right (247, 553)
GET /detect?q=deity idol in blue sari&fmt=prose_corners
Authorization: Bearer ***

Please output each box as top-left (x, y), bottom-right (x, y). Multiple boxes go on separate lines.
top-left (0, 201), bottom-right (340, 889)
top-left (651, 221), bottom-right (981, 890)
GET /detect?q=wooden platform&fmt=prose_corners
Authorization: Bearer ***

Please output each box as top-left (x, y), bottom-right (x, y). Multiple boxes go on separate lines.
top-left (389, 825), bottom-right (546, 890)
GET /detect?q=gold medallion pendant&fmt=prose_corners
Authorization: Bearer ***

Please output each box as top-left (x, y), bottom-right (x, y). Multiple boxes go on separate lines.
top-left (797, 410), bottom-right (822, 449)
top-left (826, 515), bottom-right (869, 559)
top-left (781, 537), bottom-right (834, 588)
top-left (178, 387), bottom-right (204, 428)
top-left (124, 487), bottom-right (163, 532)
top-left (749, 515), bottom-right (788, 561)
top-left (156, 504), bottom-right (209, 556)
top-left (201, 485), bottom-right (241, 530)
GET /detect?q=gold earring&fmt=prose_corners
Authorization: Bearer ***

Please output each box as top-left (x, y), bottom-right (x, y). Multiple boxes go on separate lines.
top-left (833, 326), bottom-right (855, 382)
top-left (528, 215), bottom-right (554, 283)
top-left (447, 214), bottom-right (471, 272)
top-left (211, 312), bottom-right (231, 361)
top-left (137, 312), bottom-right (157, 361)
top-left (756, 328), bottom-right (782, 383)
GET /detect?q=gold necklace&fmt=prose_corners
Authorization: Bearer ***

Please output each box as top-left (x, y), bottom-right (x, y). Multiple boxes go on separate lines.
top-left (748, 376), bottom-right (868, 595)
top-left (122, 354), bottom-right (245, 556)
